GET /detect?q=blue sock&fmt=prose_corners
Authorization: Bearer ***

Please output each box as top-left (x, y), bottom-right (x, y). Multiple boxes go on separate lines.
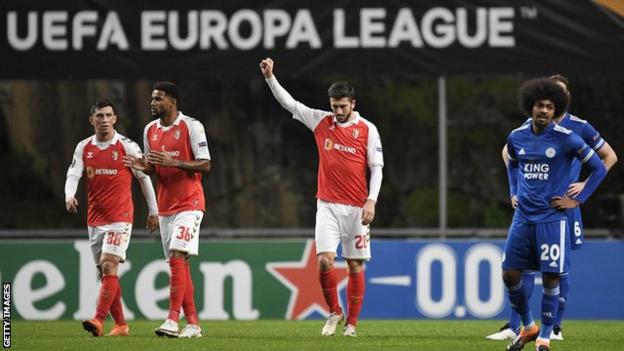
top-left (555, 273), bottom-right (569, 328)
top-left (509, 271), bottom-right (536, 333)
top-left (508, 280), bottom-right (534, 327)
top-left (509, 310), bottom-right (521, 334)
top-left (539, 285), bottom-right (560, 340)
top-left (523, 271), bottom-right (536, 300)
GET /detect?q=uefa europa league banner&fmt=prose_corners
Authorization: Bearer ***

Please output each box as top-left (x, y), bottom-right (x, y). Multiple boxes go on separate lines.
top-left (0, 239), bottom-right (622, 320)
top-left (0, 0), bottom-right (622, 79)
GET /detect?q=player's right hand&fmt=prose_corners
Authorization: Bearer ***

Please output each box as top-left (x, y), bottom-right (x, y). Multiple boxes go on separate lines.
top-left (65, 197), bottom-right (78, 214)
top-left (146, 214), bottom-right (159, 233)
top-left (510, 195), bottom-right (518, 209)
top-left (123, 154), bottom-right (147, 171)
top-left (259, 58), bottom-right (274, 79)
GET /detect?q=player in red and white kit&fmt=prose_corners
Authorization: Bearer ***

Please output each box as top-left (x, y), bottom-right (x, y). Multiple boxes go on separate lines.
top-left (65, 99), bottom-right (159, 337)
top-left (260, 58), bottom-right (384, 337)
top-left (124, 82), bottom-right (211, 338)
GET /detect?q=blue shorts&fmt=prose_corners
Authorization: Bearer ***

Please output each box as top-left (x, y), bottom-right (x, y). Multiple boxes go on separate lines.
top-left (502, 216), bottom-right (571, 273)
top-left (567, 208), bottom-right (584, 251)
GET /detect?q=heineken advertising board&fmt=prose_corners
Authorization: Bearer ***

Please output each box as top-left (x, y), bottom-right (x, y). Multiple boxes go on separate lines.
top-left (1, 239), bottom-right (622, 320)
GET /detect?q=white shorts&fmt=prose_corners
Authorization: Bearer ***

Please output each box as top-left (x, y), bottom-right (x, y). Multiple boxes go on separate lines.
top-left (159, 210), bottom-right (203, 258)
top-left (315, 199), bottom-right (371, 260)
top-left (88, 222), bottom-right (133, 263)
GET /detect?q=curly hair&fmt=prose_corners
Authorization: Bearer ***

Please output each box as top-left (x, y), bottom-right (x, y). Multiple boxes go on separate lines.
top-left (153, 81), bottom-right (181, 106)
top-left (518, 78), bottom-right (569, 117)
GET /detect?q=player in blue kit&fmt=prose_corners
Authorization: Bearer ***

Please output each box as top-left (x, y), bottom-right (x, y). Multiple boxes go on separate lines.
top-left (489, 75), bottom-right (617, 343)
top-left (502, 78), bottom-right (607, 351)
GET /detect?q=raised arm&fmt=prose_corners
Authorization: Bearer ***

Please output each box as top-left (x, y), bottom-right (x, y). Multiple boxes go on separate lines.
top-left (260, 58), bottom-right (298, 113)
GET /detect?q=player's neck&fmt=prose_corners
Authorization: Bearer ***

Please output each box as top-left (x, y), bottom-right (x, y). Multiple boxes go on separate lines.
top-left (553, 113), bottom-right (566, 124)
top-left (531, 123), bottom-right (549, 134)
top-left (95, 131), bottom-right (114, 142)
top-left (160, 111), bottom-right (179, 127)
top-left (336, 112), bottom-right (356, 125)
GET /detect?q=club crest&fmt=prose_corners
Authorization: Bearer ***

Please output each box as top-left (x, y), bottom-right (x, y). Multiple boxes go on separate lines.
top-left (545, 147), bottom-right (556, 158)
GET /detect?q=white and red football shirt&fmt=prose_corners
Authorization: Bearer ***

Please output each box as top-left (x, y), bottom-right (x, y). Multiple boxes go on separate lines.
top-left (67, 132), bottom-right (141, 226)
top-left (292, 106), bottom-right (384, 207)
top-left (144, 112), bottom-right (211, 216)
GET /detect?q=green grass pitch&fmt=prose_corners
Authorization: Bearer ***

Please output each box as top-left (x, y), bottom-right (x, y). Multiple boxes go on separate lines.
top-left (10, 320), bottom-right (624, 350)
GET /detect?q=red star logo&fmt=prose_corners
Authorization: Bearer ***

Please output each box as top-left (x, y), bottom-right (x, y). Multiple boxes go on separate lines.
top-left (266, 240), bottom-right (349, 320)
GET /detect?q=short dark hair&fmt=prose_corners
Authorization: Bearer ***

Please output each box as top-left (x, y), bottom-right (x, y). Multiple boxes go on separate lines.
top-left (518, 78), bottom-right (569, 117)
top-left (327, 81), bottom-right (355, 100)
top-left (90, 99), bottom-right (118, 116)
top-left (549, 74), bottom-right (570, 91)
top-left (153, 81), bottom-right (181, 104)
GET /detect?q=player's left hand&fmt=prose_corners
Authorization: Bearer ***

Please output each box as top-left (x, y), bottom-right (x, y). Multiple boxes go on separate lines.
top-left (147, 151), bottom-right (180, 167)
top-left (551, 196), bottom-right (580, 210)
top-left (146, 214), bottom-right (159, 233)
top-left (566, 181), bottom-right (586, 197)
top-left (362, 199), bottom-right (376, 225)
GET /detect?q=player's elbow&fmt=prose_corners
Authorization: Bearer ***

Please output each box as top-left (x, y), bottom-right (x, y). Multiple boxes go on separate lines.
top-left (200, 160), bottom-right (211, 174)
top-left (610, 151), bottom-right (618, 166)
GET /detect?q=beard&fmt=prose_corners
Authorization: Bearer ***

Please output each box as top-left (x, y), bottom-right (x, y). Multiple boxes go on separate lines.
top-left (151, 110), bottom-right (165, 119)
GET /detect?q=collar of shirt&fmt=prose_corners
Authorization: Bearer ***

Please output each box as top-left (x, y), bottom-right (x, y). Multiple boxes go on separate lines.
top-left (90, 130), bottom-right (118, 147)
top-left (156, 111), bottom-right (185, 129)
top-left (333, 111), bottom-right (361, 128)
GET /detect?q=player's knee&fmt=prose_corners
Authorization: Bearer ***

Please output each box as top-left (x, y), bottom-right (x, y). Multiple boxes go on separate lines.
top-left (502, 270), bottom-right (521, 287)
top-left (542, 273), bottom-right (560, 288)
top-left (170, 250), bottom-right (187, 259)
top-left (100, 260), bottom-right (118, 276)
top-left (317, 254), bottom-right (334, 271)
top-left (346, 259), bottom-right (364, 273)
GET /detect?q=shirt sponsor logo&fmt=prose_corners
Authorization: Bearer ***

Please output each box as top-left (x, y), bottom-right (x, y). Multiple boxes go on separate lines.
top-left (161, 146), bottom-right (180, 157)
top-left (95, 168), bottom-right (118, 176)
top-left (523, 163), bottom-right (549, 180)
top-left (324, 138), bottom-right (356, 154)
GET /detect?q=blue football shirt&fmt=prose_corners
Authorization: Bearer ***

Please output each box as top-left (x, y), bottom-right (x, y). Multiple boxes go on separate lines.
top-left (520, 112), bottom-right (604, 185)
top-left (507, 122), bottom-right (595, 223)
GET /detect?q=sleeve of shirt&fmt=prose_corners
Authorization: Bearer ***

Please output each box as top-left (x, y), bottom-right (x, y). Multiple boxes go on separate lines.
top-left (143, 124), bottom-right (151, 154)
top-left (567, 134), bottom-right (606, 203)
top-left (65, 141), bottom-right (85, 200)
top-left (366, 123), bottom-right (384, 167)
top-left (265, 76), bottom-right (328, 131)
top-left (188, 119), bottom-right (211, 160)
top-left (506, 135), bottom-right (519, 197)
top-left (506, 135), bottom-right (518, 162)
top-left (581, 121), bottom-right (605, 151)
top-left (368, 165), bottom-right (383, 201)
top-left (137, 176), bottom-right (158, 215)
